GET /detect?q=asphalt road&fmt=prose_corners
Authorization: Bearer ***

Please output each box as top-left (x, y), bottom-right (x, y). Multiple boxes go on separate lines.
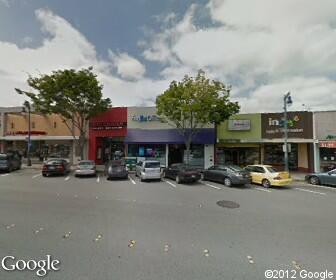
top-left (0, 169), bottom-right (335, 280)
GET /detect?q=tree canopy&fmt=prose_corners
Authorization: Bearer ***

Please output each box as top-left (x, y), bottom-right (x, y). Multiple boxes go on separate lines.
top-left (16, 67), bottom-right (111, 160)
top-left (156, 70), bottom-right (240, 163)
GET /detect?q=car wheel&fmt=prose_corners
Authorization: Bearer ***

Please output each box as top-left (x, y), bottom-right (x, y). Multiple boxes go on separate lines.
top-left (175, 175), bottom-right (181, 184)
top-left (42, 173), bottom-right (47, 177)
top-left (309, 176), bottom-right (320, 185)
top-left (262, 179), bottom-right (271, 188)
top-left (224, 177), bottom-right (232, 187)
top-left (140, 175), bottom-right (144, 182)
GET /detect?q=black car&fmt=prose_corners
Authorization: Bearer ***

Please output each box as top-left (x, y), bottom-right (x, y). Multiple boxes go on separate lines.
top-left (42, 159), bottom-right (70, 177)
top-left (163, 163), bottom-right (201, 184)
top-left (105, 160), bottom-right (128, 180)
top-left (203, 165), bottom-right (251, 187)
top-left (0, 152), bottom-right (22, 172)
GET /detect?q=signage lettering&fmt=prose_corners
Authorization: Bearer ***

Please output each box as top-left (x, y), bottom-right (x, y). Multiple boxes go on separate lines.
top-left (5, 131), bottom-right (47, 136)
top-left (89, 121), bottom-right (127, 130)
top-left (228, 119), bottom-right (251, 131)
top-left (132, 114), bottom-right (161, 122)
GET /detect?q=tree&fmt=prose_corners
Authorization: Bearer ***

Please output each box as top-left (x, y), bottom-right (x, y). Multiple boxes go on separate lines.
top-left (156, 70), bottom-right (240, 164)
top-left (16, 67), bottom-right (111, 160)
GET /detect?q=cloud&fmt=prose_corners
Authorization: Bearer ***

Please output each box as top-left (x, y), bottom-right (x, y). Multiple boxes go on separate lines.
top-left (0, 8), bottom-right (167, 107)
top-left (141, 0), bottom-right (336, 112)
top-left (0, 0), bottom-right (9, 7)
top-left (108, 50), bottom-right (146, 80)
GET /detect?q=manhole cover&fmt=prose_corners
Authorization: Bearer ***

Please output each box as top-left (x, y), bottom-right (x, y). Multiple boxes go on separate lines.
top-left (216, 200), bottom-right (240, 209)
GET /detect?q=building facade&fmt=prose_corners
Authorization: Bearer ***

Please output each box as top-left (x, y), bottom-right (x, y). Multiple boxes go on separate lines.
top-left (0, 107), bottom-right (79, 163)
top-left (314, 111), bottom-right (336, 172)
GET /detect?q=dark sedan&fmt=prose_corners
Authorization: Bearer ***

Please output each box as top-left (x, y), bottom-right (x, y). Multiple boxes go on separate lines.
top-left (42, 159), bottom-right (70, 177)
top-left (163, 163), bottom-right (201, 184)
top-left (305, 169), bottom-right (336, 186)
top-left (105, 160), bottom-right (128, 180)
top-left (0, 152), bottom-right (22, 172)
top-left (203, 165), bottom-right (251, 187)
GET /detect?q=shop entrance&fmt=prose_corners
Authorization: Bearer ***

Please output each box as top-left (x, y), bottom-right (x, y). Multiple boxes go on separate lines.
top-left (102, 137), bottom-right (125, 163)
top-left (216, 147), bottom-right (260, 167)
top-left (168, 144), bottom-right (184, 166)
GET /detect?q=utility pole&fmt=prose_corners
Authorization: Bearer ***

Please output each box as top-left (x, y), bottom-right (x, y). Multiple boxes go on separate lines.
top-left (283, 92), bottom-right (292, 172)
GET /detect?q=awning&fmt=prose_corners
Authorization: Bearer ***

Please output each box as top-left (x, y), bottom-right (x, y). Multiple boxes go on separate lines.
top-left (125, 129), bottom-right (215, 144)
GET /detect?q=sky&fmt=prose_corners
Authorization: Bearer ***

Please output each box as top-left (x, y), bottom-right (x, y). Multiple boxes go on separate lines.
top-left (1, 0), bottom-right (336, 113)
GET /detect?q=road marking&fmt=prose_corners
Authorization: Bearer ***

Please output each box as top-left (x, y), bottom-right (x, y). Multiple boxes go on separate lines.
top-left (295, 188), bottom-right (326, 196)
top-left (163, 179), bottom-right (176, 188)
top-left (32, 174), bottom-right (42, 179)
top-left (307, 184), bottom-right (336, 191)
top-left (128, 176), bottom-right (136, 185)
top-left (254, 187), bottom-right (272, 192)
top-left (1, 174), bottom-right (9, 177)
top-left (65, 176), bottom-right (70, 181)
top-left (200, 182), bottom-right (221, 190)
top-left (96, 175), bottom-right (100, 183)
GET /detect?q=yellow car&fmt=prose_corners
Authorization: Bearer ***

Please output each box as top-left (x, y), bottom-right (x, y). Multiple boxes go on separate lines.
top-left (244, 165), bottom-right (292, 188)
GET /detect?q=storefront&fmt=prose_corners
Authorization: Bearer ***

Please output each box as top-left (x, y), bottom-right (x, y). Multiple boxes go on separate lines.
top-left (261, 111), bottom-right (314, 172)
top-left (314, 111), bottom-right (336, 172)
top-left (88, 107), bottom-right (127, 164)
top-left (125, 107), bottom-right (215, 168)
top-left (216, 114), bottom-right (262, 167)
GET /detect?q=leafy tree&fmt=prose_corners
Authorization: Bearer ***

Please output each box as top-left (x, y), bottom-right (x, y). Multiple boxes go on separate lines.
top-left (156, 70), bottom-right (240, 164)
top-left (16, 67), bottom-right (111, 160)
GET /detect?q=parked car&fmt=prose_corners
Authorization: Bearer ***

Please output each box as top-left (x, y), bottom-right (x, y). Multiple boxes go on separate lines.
top-left (0, 152), bottom-right (22, 172)
top-left (105, 160), bottom-right (128, 180)
top-left (244, 164), bottom-right (292, 188)
top-left (305, 169), bottom-right (336, 186)
top-left (75, 160), bottom-right (96, 177)
top-left (163, 163), bottom-right (201, 184)
top-left (42, 159), bottom-right (71, 177)
top-left (135, 160), bottom-right (161, 181)
top-left (203, 165), bottom-right (251, 187)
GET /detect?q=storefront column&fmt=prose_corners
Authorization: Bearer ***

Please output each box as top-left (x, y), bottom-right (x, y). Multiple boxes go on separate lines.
top-left (314, 142), bottom-right (320, 172)
top-left (165, 144), bottom-right (169, 167)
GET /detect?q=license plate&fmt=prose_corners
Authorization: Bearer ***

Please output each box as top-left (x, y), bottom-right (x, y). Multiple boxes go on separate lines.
top-left (48, 166), bottom-right (55, 170)
top-left (191, 175), bottom-right (195, 178)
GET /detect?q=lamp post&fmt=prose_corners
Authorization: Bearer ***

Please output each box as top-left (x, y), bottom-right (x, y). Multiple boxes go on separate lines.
top-left (15, 88), bottom-right (32, 166)
top-left (283, 92), bottom-right (293, 172)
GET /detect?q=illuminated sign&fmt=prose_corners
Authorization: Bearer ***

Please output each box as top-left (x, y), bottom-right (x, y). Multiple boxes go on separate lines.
top-left (89, 121), bottom-right (127, 130)
top-left (228, 120), bottom-right (251, 131)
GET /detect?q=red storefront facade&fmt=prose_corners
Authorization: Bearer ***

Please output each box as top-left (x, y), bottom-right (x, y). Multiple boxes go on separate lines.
top-left (88, 107), bottom-right (127, 164)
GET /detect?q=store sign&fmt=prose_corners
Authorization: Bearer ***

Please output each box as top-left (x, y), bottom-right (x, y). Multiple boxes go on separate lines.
top-left (320, 141), bottom-right (336, 148)
top-left (131, 114), bottom-right (161, 122)
top-left (5, 130), bottom-right (47, 136)
top-left (228, 119), bottom-right (251, 131)
top-left (326, 135), bottom-right (336, 140)
top-left (261, 111), bottom-right (313, 139)
top-left (89, 121), bottom-right (127, 130)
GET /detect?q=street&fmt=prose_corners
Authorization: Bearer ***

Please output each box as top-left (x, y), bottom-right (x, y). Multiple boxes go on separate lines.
top-left (0, 169), bottom-right (335, 280)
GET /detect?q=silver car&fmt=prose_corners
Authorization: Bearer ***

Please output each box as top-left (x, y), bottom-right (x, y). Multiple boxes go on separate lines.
top-left (75, 160), bottom-right (96, 177)
top-left (135, 160), bottom-right (162, 181)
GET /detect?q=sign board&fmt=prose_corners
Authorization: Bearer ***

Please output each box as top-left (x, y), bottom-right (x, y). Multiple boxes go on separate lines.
top-left (282, 144), bottom-right (291, 153)
top-left (89, 121), bottom-right (127, 130)
top-left (228, 119), bottom-right (251, 131)
top-left (131, 114), bottom-right (161, 122)
top-left (320, 141), bottom-right (336, 148)
top-left (261, 111), bottom-right (313, 139)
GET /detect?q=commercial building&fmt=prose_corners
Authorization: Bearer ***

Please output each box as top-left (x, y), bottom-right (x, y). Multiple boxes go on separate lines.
top-left (0, 107), bottom-right (79, 163)
top-left (216, 113), bottom-right (262, 166)
top-left (261, 111), bottom-right (315, 172)
top-left (314, 111), bottom-right (336, 172)
top-left (88, 107), bottom-right (215, 168)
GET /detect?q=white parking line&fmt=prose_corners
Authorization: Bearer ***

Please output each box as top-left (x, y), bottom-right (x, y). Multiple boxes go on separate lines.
top-left (254, 187), bottom-right (272, 193)
top-left (295, 188), bottom-right (326, 196)
top-left (1, 173), bottom-right (10, 177)
top-left (65, 176), bottom-right (70, 181)
top-left (32, 174), bottom-right (42, 179)
top-left (200, 182), bottom-right (221, 190)
top-left (128, 176), bottom-right (136, 185)
top-left (96, 175), bottom-right (100, 183)
top-left (163, 179), bottom-right (176, 188)
top-left (307, 184), bottom-right (336, 191)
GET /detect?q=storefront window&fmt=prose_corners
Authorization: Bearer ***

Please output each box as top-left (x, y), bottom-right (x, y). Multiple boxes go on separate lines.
top-left (216, 147), bottom-right (260, 167)
top-left (128, 144), bottom-right (166, 166)
top-left (320, 148), bottom-right (336, 171)
top-left (264, 143), bottom-right (298, 170)
top-left (183, 144), bottom-right (204, 168)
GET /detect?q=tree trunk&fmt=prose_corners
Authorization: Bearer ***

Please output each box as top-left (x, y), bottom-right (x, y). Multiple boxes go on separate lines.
top-left (78, 134), bottom-right (87, 160)
top-left (185, 140), bottom-right (191, 165)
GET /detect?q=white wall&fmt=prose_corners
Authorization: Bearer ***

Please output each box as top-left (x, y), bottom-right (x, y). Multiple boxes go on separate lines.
top-left (204, 144), bottom-right (214, 169)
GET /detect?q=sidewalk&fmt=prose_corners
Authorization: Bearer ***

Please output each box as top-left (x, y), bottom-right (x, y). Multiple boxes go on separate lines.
top-left (290, 172), bottom-right (308, 182)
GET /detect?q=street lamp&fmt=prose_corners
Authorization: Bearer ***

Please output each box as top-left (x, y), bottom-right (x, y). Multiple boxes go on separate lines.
top-left (15, 88), bottom-right (32, 167)
top-left (283, 92), bottom-right (293, 172)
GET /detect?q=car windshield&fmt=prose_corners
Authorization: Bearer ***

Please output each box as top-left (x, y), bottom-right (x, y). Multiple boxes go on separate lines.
top-left (79, 161), bottom-right (94, 166)
top-left (0, 154), bottom-right (8, 160)
top-left (226, 165), bottom-right (244, 172)
top-left (145, 162), bottom-right (160, 168)
top-left (266, 166), bottom-right (279, 173)
top-left (46, 160), bottom-right (63, 165)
